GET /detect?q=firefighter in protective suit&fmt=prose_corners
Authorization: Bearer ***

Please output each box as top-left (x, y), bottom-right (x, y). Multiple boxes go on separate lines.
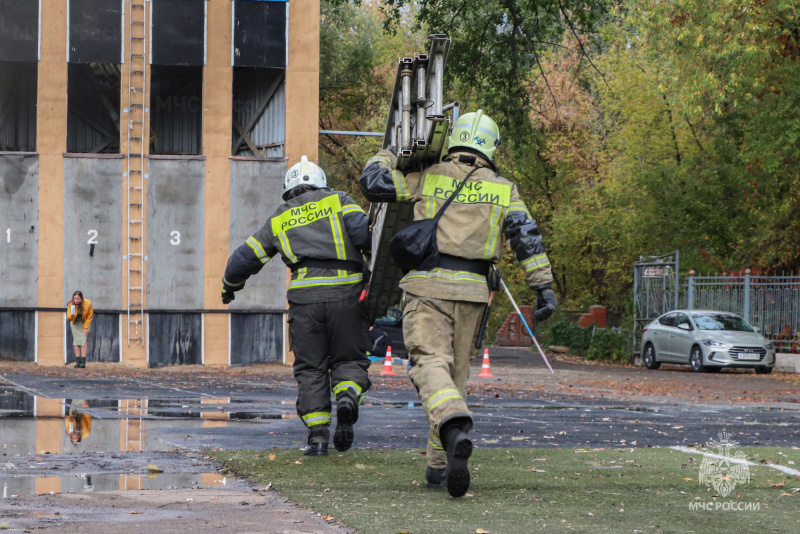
top-left (222, 156), bottom-right (372, 457)
top-left (360, 111), bottom-right (557, 497)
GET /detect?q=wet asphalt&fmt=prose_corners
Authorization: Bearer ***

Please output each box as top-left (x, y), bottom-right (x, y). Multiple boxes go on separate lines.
top-left (1, 348), bottom-right (797, 531)
top-left (1, 349), bottom-right (798, 457)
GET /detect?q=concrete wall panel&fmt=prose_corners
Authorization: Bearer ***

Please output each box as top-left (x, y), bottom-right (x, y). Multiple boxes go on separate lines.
top-left (148, 313), bottom-right (202, 367)
top-left (0, 387), bottom-right (35, 414)
top-left (0, 155), bottom-right (38, 307)
top-left (63, 157), bottom-right (123, 308)
top-left (65, 313), bottom-right (120, 363)
top-left (0, 311), bottom-right (35, 362)
top-left (146, 158), bottom-right (205, 309)
top-left (229, 160), bottom-right (286, 309)
top-left (230, 313), bottom-right (283, 365)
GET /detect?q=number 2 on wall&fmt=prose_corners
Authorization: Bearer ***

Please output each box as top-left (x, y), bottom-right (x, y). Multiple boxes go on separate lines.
top-left (87, 229), bottom-right (98, 245)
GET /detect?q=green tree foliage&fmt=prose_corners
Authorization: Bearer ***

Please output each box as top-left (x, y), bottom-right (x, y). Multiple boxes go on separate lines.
top-left (522, 0), bottom-right (800, 307)
top-left (379, 0), bottom-right (608, 136)
top-left (319, 1), bottom-right (426, 200)
top-left (629, 0), bottom-right (800, 268)
top-left (319, 0), bottom-right (800, 317)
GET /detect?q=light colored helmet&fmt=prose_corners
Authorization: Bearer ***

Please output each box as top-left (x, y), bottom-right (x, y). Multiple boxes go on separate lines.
top-left (284, 156), bottom-right (326, 191)
top-left (447, 109), bottom-right (501, 162)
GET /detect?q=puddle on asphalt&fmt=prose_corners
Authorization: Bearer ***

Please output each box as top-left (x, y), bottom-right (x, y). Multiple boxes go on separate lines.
top-left (0, 387), bottom-right (269, 497)
top-left (1, 472), bottom-right (228, 498)
top-left (0, 386), bottom-right (298, 457)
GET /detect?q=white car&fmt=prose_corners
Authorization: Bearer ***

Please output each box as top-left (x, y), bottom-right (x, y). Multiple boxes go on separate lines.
top-left (640, 310), bottom-right (776, 374)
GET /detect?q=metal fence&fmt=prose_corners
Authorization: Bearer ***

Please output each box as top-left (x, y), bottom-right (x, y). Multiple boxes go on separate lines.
top-left (677, 273), bottom-right (800, 351)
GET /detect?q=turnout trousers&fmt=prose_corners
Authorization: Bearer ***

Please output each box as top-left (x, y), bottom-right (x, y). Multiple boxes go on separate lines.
top-left (403, 293), bottom-right (485, 468)
top-left (289, 295), bottom-right (372, 442)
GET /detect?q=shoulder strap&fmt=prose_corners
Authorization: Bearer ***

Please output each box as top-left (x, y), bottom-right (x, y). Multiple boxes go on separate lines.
top-left (432, 167), bottom-right (480, 224)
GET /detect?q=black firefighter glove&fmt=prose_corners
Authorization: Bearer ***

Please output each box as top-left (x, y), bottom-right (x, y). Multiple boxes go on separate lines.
top-left (534, 286), bottom-right (557, 321)
top-left (221, 281), bottom-right (241, 305)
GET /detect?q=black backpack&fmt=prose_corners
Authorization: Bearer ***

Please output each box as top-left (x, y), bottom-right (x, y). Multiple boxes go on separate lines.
top-left (389, 168), bottom-right (479, 272)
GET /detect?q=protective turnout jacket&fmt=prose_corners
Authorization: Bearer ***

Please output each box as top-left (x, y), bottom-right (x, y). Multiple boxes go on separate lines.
top-left (223, 187), bottom-right (370, 304)
top-left (360, 149), bottom-right (553, 303)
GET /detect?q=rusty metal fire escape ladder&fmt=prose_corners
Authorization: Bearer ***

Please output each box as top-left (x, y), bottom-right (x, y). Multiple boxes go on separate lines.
top-left (125, 0), bottom-right (149, 346)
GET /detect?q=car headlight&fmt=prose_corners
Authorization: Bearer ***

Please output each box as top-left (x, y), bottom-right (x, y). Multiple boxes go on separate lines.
top-left (703, 339), bottom-right (731, 349)
top-left (766, 342), bottom-right (775, 350)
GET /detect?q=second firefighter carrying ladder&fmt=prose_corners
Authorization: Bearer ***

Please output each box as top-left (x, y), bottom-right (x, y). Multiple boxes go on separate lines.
top-left (125, 0), bottom-right (148, 345)
top-left (365, 34), bottom-right (452, 322)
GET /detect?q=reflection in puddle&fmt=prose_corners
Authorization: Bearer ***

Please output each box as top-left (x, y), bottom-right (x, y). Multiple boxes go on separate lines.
top-left (1, 472), bottom-right (226, 497)
top-left (0, 386), bottom-right (298, 458)
top-left (0, 387), bottom-right (265, 498)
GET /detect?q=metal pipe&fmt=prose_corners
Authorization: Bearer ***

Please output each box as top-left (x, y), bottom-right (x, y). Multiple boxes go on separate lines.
top-left (431, 53), bottom-right (444, 116)
top-left (319, 130), bottom-right (384, 137)
top-left (391, 108), bottom-right (399, 147)
top-left (416, 64), bottom-right (426, 140)
top-left (498, 276), bottom-right (555, 374)
top-left (674, 249), bottom-right (680, 310)
top-left (400, 67), bottom-right (413, 149)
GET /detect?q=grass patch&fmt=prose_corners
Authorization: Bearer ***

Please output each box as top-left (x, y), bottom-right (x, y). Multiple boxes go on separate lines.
top-left (210, 447), bottom-right (800, 534)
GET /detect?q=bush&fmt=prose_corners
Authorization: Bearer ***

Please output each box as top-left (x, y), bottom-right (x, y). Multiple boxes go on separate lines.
top-left (547, 321), bottom-right (593, 355)
top-left (586, 328), bottom-right (630, 362)
top-left (548, 320), bottom-right (630, 361)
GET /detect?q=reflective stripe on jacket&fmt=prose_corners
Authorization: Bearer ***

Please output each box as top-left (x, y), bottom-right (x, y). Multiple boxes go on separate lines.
top-left (223, 187), bottom-right (371, 304)
top-left (360, 149), bottom-right (553, 303)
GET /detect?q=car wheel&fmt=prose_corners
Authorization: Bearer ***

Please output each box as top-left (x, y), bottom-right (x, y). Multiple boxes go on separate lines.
top-left (643, 343), bottom-right (661, 370)
top-left (689, 346), bottom-right (705, 373)
top-left (755, 367), bottom-right (773, 375)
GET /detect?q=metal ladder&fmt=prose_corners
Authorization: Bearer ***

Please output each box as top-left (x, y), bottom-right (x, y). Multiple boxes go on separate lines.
top-left (125, 0), bottom-right (149, 346)
top-left (364, 34), bottom-right (452, 322)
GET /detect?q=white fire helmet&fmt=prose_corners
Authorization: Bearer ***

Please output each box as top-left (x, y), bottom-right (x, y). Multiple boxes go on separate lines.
top-left (284, 156), bottom-right (327, 191)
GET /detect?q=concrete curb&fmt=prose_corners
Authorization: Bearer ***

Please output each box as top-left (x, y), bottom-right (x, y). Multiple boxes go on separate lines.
top-left (775, 353), bottom-right (800, 374)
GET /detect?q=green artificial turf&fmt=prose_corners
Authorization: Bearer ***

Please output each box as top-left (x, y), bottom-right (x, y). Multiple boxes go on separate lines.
top-left (210, 447), bottom-right (800, 534)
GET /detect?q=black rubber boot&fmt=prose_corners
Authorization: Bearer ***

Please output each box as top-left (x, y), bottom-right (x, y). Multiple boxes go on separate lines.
top-left (80, 357), bottom-right (86, 369)
top-left (74, 358), bottom-right (81, 369)
top-left (425, 466), bottom-right (446, 490)
top-left (440, 417), bottom-right (473, 498)
top-left (333, 399), bottom-right (358, 452)
top-left (304, 426), bottom-right (329, 456)
top-left (303, 442), bottom-right (328, 456)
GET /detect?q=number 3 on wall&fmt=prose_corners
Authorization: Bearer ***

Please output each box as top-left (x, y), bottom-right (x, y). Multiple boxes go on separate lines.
top-left (170, 231), bottom-right (181, 245)
top-left (87, 229), bottom-right (98, 245)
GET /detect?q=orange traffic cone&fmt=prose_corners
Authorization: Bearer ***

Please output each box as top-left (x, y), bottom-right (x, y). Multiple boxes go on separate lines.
top-left (477, 348), bottom-right (494, 378)
top-left (379, 346), bottom-right (396, 376)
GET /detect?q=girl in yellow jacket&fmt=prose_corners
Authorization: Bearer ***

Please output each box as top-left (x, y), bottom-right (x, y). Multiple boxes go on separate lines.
top-left (65, 400), bottom-right (92, 445)
top-left (66, 291), bottom-right (93, 368)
